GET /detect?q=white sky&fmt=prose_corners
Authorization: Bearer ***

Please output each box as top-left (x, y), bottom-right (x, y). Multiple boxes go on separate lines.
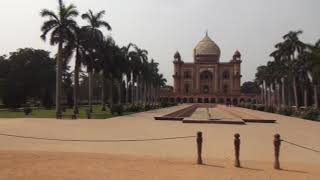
top-left (1, 0), bottom-right (320, 85)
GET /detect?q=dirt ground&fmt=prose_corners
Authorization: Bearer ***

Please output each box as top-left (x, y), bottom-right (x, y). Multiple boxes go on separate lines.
top-left (0, 150), bottom-right (319, 180)
top-left (0, 104), bottom-right (319, 179)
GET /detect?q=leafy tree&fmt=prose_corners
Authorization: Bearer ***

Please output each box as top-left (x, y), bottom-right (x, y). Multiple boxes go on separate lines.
top-left (0, 48), bottom-right (55, 108)
top-left (241, 81), bottom-right (261, 94)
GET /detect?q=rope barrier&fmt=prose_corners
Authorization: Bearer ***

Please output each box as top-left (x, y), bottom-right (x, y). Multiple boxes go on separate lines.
top-left (0, 133), bottom-right (196, 143)
top-left (281, 139), bottom-right (320, 153)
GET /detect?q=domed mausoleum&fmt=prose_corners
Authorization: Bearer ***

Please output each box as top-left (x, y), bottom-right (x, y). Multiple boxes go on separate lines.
top-left (161, 33), bottom-right (258, 104)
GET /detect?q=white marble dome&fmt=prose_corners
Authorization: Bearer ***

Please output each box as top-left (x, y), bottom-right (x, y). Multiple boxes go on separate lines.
top-left (194, 33), bottom-right (221, 57)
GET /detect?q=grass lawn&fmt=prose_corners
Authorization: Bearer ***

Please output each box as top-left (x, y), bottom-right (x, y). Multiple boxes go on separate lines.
top-left (0, 105), bottom-right (134, 119)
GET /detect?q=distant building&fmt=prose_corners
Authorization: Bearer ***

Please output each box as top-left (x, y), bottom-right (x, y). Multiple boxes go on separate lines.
top-left (160, 33), bottom-right (258, 104)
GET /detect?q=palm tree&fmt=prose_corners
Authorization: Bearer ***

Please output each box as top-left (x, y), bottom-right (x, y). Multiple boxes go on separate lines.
top-left (282, 30), bottom-right (306, 108)
top-left (133, 46), bottom-right (148, 105)
top-left (149, 59), bottom-right (159, 105)
top-left (121, 43), bottom-right (135, 105)
top-left (64, 27), bottom-right (89, 114)
top-left (95, 37), bottom-right (115, 111)
top-left (270, 42), bottom-right (289, 107)
top-left (40, 0), bottom-right (78, 117)
top-left (81, 10), bottom-right (112, 112)
top-left (307, 40), bottom-right (320, 109)
top-left (255, 65), bottom-right (268, 105)
top-left (155, 73), bottom-right (167, 104)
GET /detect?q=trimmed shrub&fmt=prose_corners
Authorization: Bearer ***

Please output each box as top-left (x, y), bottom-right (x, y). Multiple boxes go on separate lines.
top-left (144, 104), bottom-right (152, 111)
top-left (23, 107), bottom-right (32, 115)
top-left (264, 106), bottom-right (275, 113)
top-left (256, 104), bottom-right (265, 111)
top-left (300, 107), bottom-right (320, 120)
top-left (127, 104), bottom-right (142, 112)
top-left (277, 106), bottom-right (294, 116)
top-left (111, 105), bottom-right (124, 115)
top-left (160, 101), bottom-right (178, 108)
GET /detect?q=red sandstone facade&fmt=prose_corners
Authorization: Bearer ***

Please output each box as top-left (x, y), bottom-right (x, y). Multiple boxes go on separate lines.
top-left (160, 33), bottom-right (258, 104)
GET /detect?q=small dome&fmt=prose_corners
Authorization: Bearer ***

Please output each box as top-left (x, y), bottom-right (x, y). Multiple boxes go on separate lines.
top-left (234, 50), bottom-right (241, 57)
top-left (194, 33), bottom-right (221, 57)
top-left (174, 51), bottom-right (181, 60)
top-left (233, 50), bottom-right (241, 60)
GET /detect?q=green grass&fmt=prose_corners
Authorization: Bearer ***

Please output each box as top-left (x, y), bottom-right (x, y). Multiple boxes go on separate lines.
top-left (0, 105), bottom-right (134, 119)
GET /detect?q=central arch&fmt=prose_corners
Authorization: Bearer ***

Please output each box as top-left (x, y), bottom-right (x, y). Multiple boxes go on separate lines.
top-left (200, 71), bottom-right (214, 94)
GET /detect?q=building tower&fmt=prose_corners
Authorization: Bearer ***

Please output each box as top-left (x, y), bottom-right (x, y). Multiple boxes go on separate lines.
top-left (173, 51), bottom-right (183, 93)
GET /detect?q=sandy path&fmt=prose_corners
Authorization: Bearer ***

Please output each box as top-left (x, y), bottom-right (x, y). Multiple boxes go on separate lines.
top-left (0, 104), bottom-right (319, 179)
top-left (0, 150), bottom-right (319, 180)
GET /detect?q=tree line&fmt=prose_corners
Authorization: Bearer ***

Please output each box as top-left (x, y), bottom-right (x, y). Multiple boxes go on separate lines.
top-left (0, 0), bottom-right (167, 115)
top-left (255, 30), bottom-right (320, 110)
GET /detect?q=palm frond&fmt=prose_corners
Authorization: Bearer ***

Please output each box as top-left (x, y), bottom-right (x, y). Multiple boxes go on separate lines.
top-left (40, 9), bottom-right (59, 21)
top-left (97, 21), bottom-right (112, 31)
top-left (81, 13), bottom-right (91, 21)
top-left (64, 4), bottom-right (79, 18)
top-left (96, 10), bottom-right (106, 20)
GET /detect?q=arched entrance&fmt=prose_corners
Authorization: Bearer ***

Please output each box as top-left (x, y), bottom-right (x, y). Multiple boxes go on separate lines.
top-left (211, 98), bottom-right (216, 103)
top-left (189, 98), bottom-right (194, 103)
top-left (233, 98), bottom-right (238, 105)
top-left (204, 98), bottom-right (209, 103)
top-left (183, 98), bottom-right (187, 103)
top-left (200, 71), bottom-right (214, 94)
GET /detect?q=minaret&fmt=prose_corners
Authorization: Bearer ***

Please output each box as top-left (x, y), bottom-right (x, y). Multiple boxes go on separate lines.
top-left (231, 50), bottom-right (242, 95)
top-left (173, 51), bottom-right (183, 93)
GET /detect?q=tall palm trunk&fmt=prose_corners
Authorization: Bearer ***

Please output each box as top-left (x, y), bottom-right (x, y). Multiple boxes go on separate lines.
top-left (131, 74), bottom-right (135, 105)
top-left (151, 84), bottom-right (153, 105)
top-left (125, 77), bottom-right (130, 104)
top-left (101, 73), bottom-right (106, 111)
top-left (271, 83), bottom-right (274, 108)
top-left (118, 79), bottom-right (122, 105)
top-left (260, 85), bottom-right (264, 104)
top-left (73, 49), bottom-right (80, 114)
top-left (88, 70), bottom-right (93, 112)
top-left (281, 78), bottom-right (285, 107)
top-left (292, 77), bottom-right (299, 108)
top-left (56, 40), bottom-right (63, 117)
top-left (304, 88), bottom-right (308, 107)
top-left (143, 80), bottom-right (147, 106)
top-left (276, 82), bottom-right (280, 108)
top-left (136, 76), bottom-right (140, 104)
top-left (267, 86), bottom-right (270, 107)
top-left (313, 84), bottom-right (319, 109)
top-left (108, 77), bottom-right (113, 108)
top-left (263, 81), bottom-right (267, 106)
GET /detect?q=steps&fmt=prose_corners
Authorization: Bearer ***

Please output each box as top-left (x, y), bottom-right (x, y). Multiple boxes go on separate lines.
top-left (183, 118), bottom-right (246, 125)
top-left (154, 104), bottom-right (277, 125)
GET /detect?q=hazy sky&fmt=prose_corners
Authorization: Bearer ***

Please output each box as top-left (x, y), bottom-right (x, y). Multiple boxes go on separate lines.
top-left (1, 0), bottom-right (320, 85)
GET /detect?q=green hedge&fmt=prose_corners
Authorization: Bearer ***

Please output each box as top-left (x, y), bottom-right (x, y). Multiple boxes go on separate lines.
top-left (239, 103), bottom-right (320, 121)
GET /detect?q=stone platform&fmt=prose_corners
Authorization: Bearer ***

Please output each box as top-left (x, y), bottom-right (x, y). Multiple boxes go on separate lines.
top-left (154, 104), bottom-right (276, 125)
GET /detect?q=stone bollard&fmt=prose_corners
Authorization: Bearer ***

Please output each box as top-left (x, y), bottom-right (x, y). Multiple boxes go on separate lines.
top-left (234, 133), bottom-right (241, 167)
top-left (197, 131), bottom-right (203, 165)
top-left (274, 134), bottom-right (281, 169)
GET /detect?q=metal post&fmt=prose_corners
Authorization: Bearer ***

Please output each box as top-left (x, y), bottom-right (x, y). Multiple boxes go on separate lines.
top-left (234, 133), bottom-right (241, 167)
top-left (274, 134), bottom-right (281, 169)
top-left (197, 131), bottom-right (203, 165)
